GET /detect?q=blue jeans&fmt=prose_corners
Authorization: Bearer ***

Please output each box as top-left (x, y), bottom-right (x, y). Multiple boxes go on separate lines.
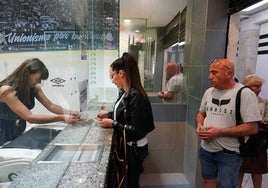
top-left (127, 144), bottom-right (148, 188)
top-left (199, 147), bottom-right (242, 188)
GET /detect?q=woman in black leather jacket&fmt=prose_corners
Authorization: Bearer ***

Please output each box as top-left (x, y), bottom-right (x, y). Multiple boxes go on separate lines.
top-left (97, 52), bottom-right (155, 188)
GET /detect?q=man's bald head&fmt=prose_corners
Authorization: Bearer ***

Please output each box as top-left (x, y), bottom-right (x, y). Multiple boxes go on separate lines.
top-left (166, 62), bottom-right (181, 77)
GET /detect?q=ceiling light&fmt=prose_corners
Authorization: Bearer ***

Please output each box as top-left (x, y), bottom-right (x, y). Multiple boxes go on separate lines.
top-left (171, 42), bottom-right (178, 47)
top-left (242, 0), bottom-right (268, 12)
top-left (179, 41), bottom-right (185, 46)
top-left (124, 19), bottom-right (131, 23)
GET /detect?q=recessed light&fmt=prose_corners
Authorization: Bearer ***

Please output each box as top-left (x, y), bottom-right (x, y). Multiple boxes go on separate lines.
top-left (179, 41), bottom-right (185, 46)
top-left (242, 0), bottom-right (268, 12)
top-left (124, 19), bottom-right (131, 23)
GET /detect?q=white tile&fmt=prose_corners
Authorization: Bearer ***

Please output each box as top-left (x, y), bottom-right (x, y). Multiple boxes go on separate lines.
top-left (242, 173), bottom-right (268, 188)
top-left (140, 173), bottom-right (189, 186)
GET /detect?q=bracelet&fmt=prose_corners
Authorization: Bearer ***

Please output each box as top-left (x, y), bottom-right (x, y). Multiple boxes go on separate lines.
top-left (112, 120), bottom-right (118, 128)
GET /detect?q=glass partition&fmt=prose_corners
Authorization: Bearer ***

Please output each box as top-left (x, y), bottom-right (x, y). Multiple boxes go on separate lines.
top-left (0, 0), bottom-right (119, 114)
top-left (120, 16), bottom-right (186, 102)
top-left (0, 0), bottom-right (185, 108)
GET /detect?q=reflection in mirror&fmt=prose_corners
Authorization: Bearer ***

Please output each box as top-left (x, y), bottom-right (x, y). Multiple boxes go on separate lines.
top-left (120, 0), bottom-right (187, 103)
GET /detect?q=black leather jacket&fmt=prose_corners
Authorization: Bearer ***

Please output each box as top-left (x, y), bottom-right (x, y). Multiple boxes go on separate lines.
top-left (109, 87), bottom-right (155, 142)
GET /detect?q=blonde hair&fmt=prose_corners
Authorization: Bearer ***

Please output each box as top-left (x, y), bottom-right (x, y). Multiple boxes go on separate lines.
top-left (242, 74), bottom-right (264, 87)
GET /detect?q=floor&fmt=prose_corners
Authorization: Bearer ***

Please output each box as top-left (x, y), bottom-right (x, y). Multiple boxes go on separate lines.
top-left (1, 173), bottom-right (268, 188)
top-left (140, 173), bottom-right (191, 188)
top-left (140, 173), bottom-right (268, 188)
top-left (242, 173), bottom-right (268, 188)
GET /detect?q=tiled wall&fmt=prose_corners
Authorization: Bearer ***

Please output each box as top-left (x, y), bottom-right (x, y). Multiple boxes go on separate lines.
top-left (144, 121), bottom-right (186, 173)
top-left (143, 103), bottom-right (187, 173)
top-left (145, 1), bottom-right (230, 187)
top-left (183, 0), bottom-right (229, 187)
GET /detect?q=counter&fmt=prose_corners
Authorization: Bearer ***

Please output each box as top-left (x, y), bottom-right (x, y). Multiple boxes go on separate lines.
top-left (9, 115), bottom-right (114, 187)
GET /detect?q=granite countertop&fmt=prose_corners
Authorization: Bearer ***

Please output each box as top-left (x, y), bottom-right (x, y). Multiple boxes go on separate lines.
top-left (9, 119), bottom-right (114, 188)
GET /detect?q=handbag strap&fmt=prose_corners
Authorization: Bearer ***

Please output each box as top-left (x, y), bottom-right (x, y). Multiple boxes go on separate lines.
top-left (235, 86), bottom-right (247, 144)
top-left (235, 86), bottom-right (247, 125)
top-left (123, 125), bottom-right (127, 159)
top-left (117, 125), bottom-right (128, 188)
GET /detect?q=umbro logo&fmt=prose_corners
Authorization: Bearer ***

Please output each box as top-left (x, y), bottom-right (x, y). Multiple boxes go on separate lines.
top-left (50, 77), bottom-right (66, 85)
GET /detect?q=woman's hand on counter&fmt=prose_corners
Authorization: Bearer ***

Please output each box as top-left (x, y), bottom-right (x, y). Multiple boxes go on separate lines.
top-left (70, 110), bottom-right (80, 116)
top-left (96, 111), bottom-right (109, 119)
top-left (96, 118), bottom-right (113, 128)
top-left (63, 114), bottom-right (81, 124)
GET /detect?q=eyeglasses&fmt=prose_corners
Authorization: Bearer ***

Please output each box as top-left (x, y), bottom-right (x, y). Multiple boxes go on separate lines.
top-left (109, 72), bottom-right (118, 80)
top-left (210, 59), bottom-right (231, 70)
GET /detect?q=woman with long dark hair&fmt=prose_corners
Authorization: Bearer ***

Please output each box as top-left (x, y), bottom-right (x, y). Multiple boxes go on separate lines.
top-left (97, 52), bottom-right (155, 188)
top-left (0, 58), bottom-right (80, 146)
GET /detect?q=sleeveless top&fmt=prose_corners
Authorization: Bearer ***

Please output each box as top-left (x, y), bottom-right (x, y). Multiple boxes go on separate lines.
top-left (0, 88), bottom-right (35, 145)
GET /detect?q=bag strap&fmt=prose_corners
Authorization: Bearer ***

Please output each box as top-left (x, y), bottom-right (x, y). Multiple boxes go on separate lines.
top-left (117, 125), bottom-right (128, 188)
top-left (235, 86), bottom-right (247, 125)
top-left (235, 86), bottom-right (247, 144)
top-left (123, 125), bottom-right (127, 159)
top-left (114, 126), bottom-right (126, 162)
top-left (115, 125), bottom-right (127, 161)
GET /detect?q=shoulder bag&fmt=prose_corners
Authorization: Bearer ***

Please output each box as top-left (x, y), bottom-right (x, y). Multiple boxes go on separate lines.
top-left (236, 87), bottom-right (266, 157)
top-left (106, 125), bottom-right (128, 188)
